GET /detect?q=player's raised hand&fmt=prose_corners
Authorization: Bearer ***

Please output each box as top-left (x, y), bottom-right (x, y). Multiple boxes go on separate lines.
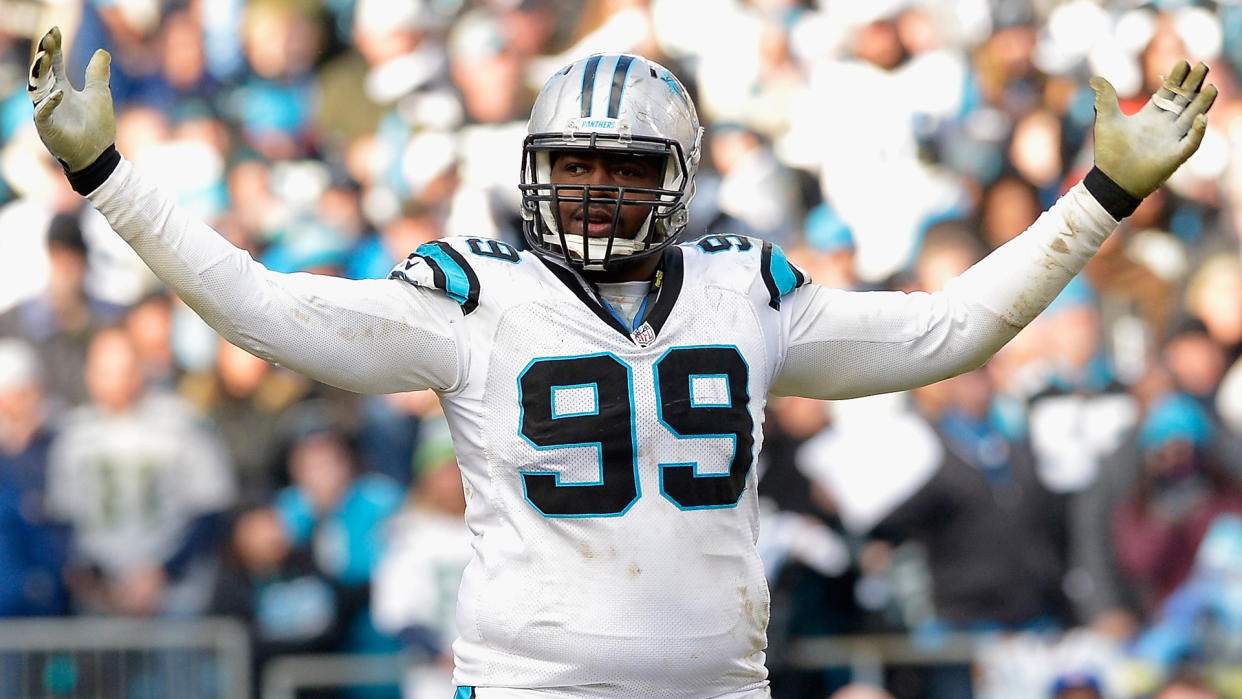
top-left (28, 26), bottom-right (115, 173)
top-left (1090, 60), bottom-right (1217, 200)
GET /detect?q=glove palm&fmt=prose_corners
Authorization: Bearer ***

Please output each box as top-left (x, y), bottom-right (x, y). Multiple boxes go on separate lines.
top-left (28, 27), bottom-right (115, 173)
top-left (1091, 60), bottom-right (1216, 199)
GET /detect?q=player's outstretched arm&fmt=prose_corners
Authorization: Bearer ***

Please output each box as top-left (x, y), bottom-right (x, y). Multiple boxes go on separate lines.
top-left (27, 27), bottom-right (462, 394)
top-left (774, 62), bottom-right (1216, 400)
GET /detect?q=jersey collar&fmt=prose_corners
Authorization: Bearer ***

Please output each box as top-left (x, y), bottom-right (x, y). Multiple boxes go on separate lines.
top-left (536, 247), bottom-right (684, 346)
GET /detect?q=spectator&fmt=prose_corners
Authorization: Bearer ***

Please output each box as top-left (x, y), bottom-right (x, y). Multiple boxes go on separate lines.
top-left (0, 213), bottom-right (125, 410)
top-left (1023, 276), bottom-right (1140, 495)
top-left (828, 684), bottom-right (897, 699)
top-left (980, 174), bottom-right (1043, 249)
top-left (1184, 254), bottom-right (1242, 363)
top-left (1129, 514), bottom-right (1242, 681)
top-left (122, 289), bottom-right (176, 390)
top-left (272, 403), bottom-right (403, 653)
top-left (211, 505), bottom-right (348, 690)
top-left (1152, 674), bottom-right (1224, 699)
top-left (181, 336), bottom-right (314, 499)
top-left (701, 124), bottom-right (802, 246)
top-left (1112, 393), bottom-right (1242, 616)
top-left (877, 366), bottom-right (1069, 632)
top-left (372, 416), bottom-right (471, 699)
top-left (1050, 672), bottom-right (1104, 699)
top-left (1162, 317), bottom-right (1233, 429)
top-left (786, 202), bottom-right (860, 291)
top-left (46, 327), bottom-right (236, 615)
top-left (0, 338), bottom-right (68, 616)
top-left (233, 0), bottom-right (324, 160)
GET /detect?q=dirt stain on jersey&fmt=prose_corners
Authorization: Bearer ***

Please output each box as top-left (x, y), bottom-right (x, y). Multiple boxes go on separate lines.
top-left (628, 562), bottom-right (641, 577)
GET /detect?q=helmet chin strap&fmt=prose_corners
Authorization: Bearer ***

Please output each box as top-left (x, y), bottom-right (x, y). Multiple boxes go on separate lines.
top-left (541, 210), bottom-right (655, 268)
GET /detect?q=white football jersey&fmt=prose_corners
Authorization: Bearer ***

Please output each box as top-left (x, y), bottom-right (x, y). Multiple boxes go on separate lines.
top-left (86, 157), bottom-right (1119, 697)
top-left (387, 234), bottom-right (805, 695)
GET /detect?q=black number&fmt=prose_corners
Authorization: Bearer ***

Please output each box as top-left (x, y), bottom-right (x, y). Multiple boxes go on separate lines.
top-left (655, 346), bottom-right (753, 509)
top-left (697, 234), bottom-right (752, 253)
top-left (519, 354), bottom-right (638, 517)
top-left (467, 238), bottom-right (520, 262)
top-left (517, 347), bottom-right (754, 517)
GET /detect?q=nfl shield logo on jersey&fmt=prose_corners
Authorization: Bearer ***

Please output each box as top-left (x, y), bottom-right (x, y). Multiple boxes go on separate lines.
top-left (631, 322), bottom-right (656, 347)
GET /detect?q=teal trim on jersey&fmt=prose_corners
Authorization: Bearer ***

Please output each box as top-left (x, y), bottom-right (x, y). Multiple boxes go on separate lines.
top-left (551, 382), bottom-right (600, 418)
top-left (599, 296), bottom-right (632, 331)
top-left (453, 687), bottom-right (475, 699)
top-left (768, 244), bottom-right (799, 298)
top-left (653, 345), bottom-right (753, 511)
top-left (415, 243), bottom-right (472, 306)
top-left (517, 352), bottom-right (641, 518)
top-left (688, 373), bottom-right (731, 408)
top-left (632, 294), bottom-right (652, 330)
top-left (600, 293), bottom-right (652, 332)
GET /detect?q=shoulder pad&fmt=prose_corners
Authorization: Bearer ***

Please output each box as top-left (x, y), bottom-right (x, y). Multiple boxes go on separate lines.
top-left (685, 234), bottom-right (809, 309)
top-left (758, 240), bottom-right (809, 310)
top-left (388, 237), bottom-right (523, 315)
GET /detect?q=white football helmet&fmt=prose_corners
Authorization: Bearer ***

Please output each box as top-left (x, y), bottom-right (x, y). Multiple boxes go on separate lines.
top-left (520, 53), bottom-right (703, 271)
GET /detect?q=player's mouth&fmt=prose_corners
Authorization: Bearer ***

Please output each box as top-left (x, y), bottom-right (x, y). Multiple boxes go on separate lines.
top-left (574, 209), bottom-right (618, 237)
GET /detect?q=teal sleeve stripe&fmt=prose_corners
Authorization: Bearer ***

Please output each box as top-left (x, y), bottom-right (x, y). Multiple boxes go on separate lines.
top-left (416, 243), bottom-right (472, 306)
top-left (769, 244), bottom-right (799, 297)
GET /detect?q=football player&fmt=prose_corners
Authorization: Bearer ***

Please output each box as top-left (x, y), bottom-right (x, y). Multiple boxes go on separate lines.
top-left (29, 26), bottom-right (1215, 698)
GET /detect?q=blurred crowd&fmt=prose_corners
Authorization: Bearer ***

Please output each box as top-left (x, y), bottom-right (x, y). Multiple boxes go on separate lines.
top-left (4, 0), bottom-right (1242, 697)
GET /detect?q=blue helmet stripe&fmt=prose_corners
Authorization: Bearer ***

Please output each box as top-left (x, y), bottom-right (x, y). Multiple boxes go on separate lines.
top-left (580, 55), bottom-right (602, 117)
top-left (607, 55), bottom-right (636, 119)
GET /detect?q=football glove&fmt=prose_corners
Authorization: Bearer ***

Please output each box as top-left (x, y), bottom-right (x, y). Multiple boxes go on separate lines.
top-left (1090, 60), bottom-right (1216, 200)
top-left (27, 26), bottom-right (115, 173)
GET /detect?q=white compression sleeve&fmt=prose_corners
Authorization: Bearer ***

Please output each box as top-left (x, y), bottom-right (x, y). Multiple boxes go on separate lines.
top-left (87, 157), bottom-right (464, 394)
top-left (772, 182), bottom-right (1119, 399)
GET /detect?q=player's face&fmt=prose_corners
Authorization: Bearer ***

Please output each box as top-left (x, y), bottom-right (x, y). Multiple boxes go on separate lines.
top-left (549, 151), bottom-right (662, 241)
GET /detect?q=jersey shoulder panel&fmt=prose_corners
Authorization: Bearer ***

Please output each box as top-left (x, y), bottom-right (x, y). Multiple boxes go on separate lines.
top-left (680, 233), bottom-right (809, 309)
top-left (388, 236), bottom-right (531, 315)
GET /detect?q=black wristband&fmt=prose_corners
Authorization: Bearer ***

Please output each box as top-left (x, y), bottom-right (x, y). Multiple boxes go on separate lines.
top-left (66, 145), bottom-right (121, 196)
top-left (1083, 166), bottom-right (1142, 220)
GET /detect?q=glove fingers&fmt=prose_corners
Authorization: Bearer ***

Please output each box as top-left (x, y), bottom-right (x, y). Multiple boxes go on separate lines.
top-left (85, 49), bottom-right (111, 88)
top-left (27, 50), bottom-right (50, 91)
top-left (1177, 83), bottom-right (1217, 133)
top-left (38, 27), bottom-right (66, 87)
top-left (1090, 76), bottom-right (1122, 121)
top-left (34, 90), bottom-right (63, 127)
top-left (37, 26), bottom-right (60, 54)
top-left (1177, 62), bottom-right (1209, 99)
top-left (1155, 60), bottom-right (1191, 100)
top-left (1181, 113), bottom-right (1207, 157)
